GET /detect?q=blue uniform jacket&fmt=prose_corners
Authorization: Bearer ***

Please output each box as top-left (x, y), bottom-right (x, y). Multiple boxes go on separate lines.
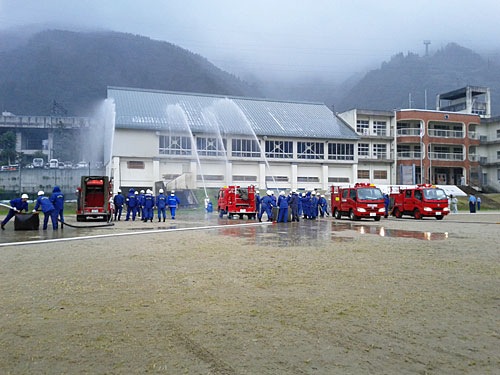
top-left (278, 196), bottom-right (288, 208)
top-left (10, 198), bottom-right (29, 212)
top-left (144, 194), bottom-right (154, 209)
top-left (114, 193), bottom-right (125, 206)
top-left (156, 194), bottom-right (167, 208)
top-left (50, 186), bottom-right (64, 210)
top-left (127, 193), bottom-right (138, 208)
top-left (288, 194), bottom-right (299, 209)
top-left (167, 195), bottom-right (180, 207)
top-left (35, 196), bottom-right (55, 213)
top-left (261, 196), bottom-right (274, 208)
top-left (138, 194), bottom-right (145, 206)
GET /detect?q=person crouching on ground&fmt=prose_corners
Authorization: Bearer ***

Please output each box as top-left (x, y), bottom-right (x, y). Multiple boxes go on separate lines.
top-left (1, 193), bottom-right (29, 230)
top-left (34, 191), bottom-right (58, 230)
top-left (50, 186), bottom-right (65, 228)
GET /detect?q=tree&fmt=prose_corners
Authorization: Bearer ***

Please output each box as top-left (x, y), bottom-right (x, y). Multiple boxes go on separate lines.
top-left (0, 131), bottom-right (17, 165)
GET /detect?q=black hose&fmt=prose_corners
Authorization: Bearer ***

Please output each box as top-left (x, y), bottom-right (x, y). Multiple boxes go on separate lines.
top-left (58, 219), bottom-right (114, 229)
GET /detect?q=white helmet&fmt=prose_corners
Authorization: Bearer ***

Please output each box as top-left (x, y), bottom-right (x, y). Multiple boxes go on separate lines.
top-left (146, 189), bottom-right (152, 194)
top-left (117, 189), bottom-right (122, 193)
top-left (159, 189), bottom-right (164, 193)
top-left (134, 191), bottom-right (139, 195)
top-left (140, 190), bottom-right (145, 194)
top-left (292, 189), bottom-right (296, 193)
top-left (280, 191), bottom-right (285, 195)
top-left (171, 190), bottom-right (175, 193)
top-left (312, 191), bottom-right (316, 195)
top-left (171, 193), bottom-right (175, 196)
top-left (266, 190), bottom-right (272, 196)
top-left (271, 191), bottom-right (275, 195)
top-left (302, 193), bottom-right (306, 197)
top-left (21, 194), bottom-right (29, 199)
top-left (38, 191), bottom-right (44, 196)
top-left (321, 194), bottom-right (325, 198)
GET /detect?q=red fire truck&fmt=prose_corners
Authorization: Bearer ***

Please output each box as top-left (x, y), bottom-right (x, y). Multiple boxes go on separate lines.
top-left (391, 184), bottom-right (449, 220)
top-left (76, 176), bottom-right (113, 222)
top-left (217, 185), bottom-right (257, 219)
top-left (331, 183), bottom-right (385, 221)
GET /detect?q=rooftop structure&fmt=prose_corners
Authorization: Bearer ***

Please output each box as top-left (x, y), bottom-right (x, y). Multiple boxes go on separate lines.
top-left (436, 86), bottom-right (491, 118)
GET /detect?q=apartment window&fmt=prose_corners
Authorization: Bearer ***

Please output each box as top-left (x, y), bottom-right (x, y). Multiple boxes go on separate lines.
top-left (297, 142), bottom-right (324, 159)
top-left (373, 144), bottom-right (387, 159)
top-left (265, 140), bottom-right (293, 158)
top-left (159, 135), bottom-right (191, 155)
top-left (397, 145), bottom-right (410, 157)
top-left (231, 139), bottom-right (261, 158)
top-left (497, 129), bottom-right (500, 139)
top-left (373, 170), bottom-right (387, 179)
top-left (127, 161), bottom-right (145, 169)
top-left (266, 176), bottom-right (289, 182)
top-left (197, 175), bottom-right (224, 181)
top-left (196, 137), bottom-right (226, 157)
top-left (358, 170), bottom-right (370, 179)
top-left (497, 169), bottom-right (500, 181)
top-left (297, 176), bottom-right (320, 182)
top-left (357, 120), bottom-right (369, 134)
top-left (328, 143), bottom-right (354, 160)
top-left (373, 121), bottom-right (387, 136)
top-left (497, 151), bottom-right (500, 160)
top-left (358, 143), bottom-right (369, 157)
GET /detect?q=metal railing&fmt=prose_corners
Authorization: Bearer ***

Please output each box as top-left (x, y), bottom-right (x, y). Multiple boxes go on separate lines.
top-left (428, 129), bottom-right (464, 138)
top-left (469, 154), bottom-right (479, 162)
top-left (397, 151), bottom-right (422, 159)
top-left (397, 128), bottom-right (421, 136)
top-left (468, 131), bottom-right (480, 140)
top-left (428, 152), bottom-right (464, 161)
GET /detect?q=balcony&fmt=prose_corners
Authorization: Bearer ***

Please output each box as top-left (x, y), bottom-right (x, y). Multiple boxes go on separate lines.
top-left (469, 154), bottom-right (479, 162)
top-left (358, 129), bottom-right (391, 137)
top-left (428, 152), bottom-right (464, 161)
top-left (428, 129), bottom-right (464, 138)
top-left (397, 151), bottom-right (422, 160)
top-left (358, 152), bottom-right (393, 162)
top-left (397, 128), bottom-right (421, 137)
top-left (468, 131), bottom-right (480, 140)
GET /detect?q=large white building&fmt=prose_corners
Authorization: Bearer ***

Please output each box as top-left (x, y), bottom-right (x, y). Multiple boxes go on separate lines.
top-left (107, 87), bottom-right (394, 193)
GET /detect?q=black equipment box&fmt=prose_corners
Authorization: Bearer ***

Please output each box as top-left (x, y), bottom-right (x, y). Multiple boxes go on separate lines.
top-left (14, 213), bottom-right (40, 230)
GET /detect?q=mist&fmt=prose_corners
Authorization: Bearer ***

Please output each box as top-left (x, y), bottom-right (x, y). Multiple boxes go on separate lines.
top-left (2, 0), bottom-right (500, 83)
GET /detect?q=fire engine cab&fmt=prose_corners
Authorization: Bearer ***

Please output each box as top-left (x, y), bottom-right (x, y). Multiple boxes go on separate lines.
top-left (331, 183), bottom-right (385, 221)
top-left (217, 185), bottom-right (257, 219)
top-left (391, 184), bottom-right (449, 220)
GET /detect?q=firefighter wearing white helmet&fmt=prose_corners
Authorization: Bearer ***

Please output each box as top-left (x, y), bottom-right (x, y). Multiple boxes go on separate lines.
top-left (258, 189), bottom-right (275, 222)
top-left (1, 193), bottom-right (30, 229)
top-left (113, 189), bottom-right (125, 220)
top-left (142, 189), bottom-right (154, 222)
top-left (310, 190), bottom-right (319, 219)
top-left (156, 189), bottom-right (167, 222)
top-left (167, 190), bottom-right (181, 220)
top-left (34, 190), bottom-right (58, 230)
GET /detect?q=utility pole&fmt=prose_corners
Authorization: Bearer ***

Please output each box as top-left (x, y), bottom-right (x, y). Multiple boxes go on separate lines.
top-left (423, 40), bottom-right (431, 56)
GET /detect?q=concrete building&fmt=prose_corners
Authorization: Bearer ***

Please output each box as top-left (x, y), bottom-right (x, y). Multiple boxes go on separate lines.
top-left (0, 112), bottom-right (90, 160)
top-left (436, 86), bottom-right (491, 118)
top-left (477, 116), bottom-right (500, 191)
top-left (107, 87), bottom-right (369, 193)
top-left (337, 109), bottom-right (396, 184)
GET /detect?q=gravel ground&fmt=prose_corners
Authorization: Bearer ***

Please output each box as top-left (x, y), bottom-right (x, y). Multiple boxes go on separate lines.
top-left (1, 212), bottom-right (499, 374)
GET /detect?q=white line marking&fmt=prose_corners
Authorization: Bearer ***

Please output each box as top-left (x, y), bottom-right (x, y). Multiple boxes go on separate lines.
top-left (0, 222), bottom-right (273, 248)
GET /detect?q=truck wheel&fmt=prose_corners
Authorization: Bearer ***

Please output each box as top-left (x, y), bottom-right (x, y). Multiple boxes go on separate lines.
top-left (334, 209), bottom-right (341, 220)
top-left (393, 208), bottom-right (402, 218)
top-left (374, 216), bottom-right (381, 221)
top-left (436, 215), bottom-right (444, 220)
top-left (228, 212), bottom-right (234, 219)
top-left (349, 209), bottom-right (358, 221)
top-left (413, 208), bottom-right (422, 219)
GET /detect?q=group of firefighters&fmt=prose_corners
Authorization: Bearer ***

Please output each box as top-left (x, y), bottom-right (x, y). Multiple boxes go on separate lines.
top-left (256, 190), bottom-right (328, 223)
top-left (112, 188), bottom-right (180, 222)
top-left (1, 186), bottom-right (65, 230)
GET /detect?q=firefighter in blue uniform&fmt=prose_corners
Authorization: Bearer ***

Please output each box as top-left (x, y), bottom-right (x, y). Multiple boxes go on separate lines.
top-left (298, 192), bottom-right (304, 217)
top-left (384, 194), bottom-right (390, 218)
top-left (34, 191), bottom-right (58, 230)
top-left (288, 190), bottom-right (300, 222)
top-left (310, 191), bottom-right (319, 219)
top-left (167, 190), bottom-right (181, 219)
top-left (143, 189), bottom-right (154, 222)
top-left (156, 189), bottom-right (167, 222)
top-left (302, 192), bottom-right (311, 219)
top-left (278, 191), bottom-right (289, 223)
top-left (258, 190), bottom-right (274, 222)
top-left (50, 186), bottom-right (65, 227)
top-left (138, 190), bottom-right (145, 218)
top-left (318, 194), bottom-right (328, 217)
top-left (125, 188), bottom-right (138, 221)
top-left (113, 189), bottom-right (124, 220)
top-left (1, 193), bottom-right (29, 229)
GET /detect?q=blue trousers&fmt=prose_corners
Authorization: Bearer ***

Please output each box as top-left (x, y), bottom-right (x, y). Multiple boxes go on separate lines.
top-left (144, 207), bottom-right (153, 220)
top-left (55, 208), bottom-right (64, 224)
top-left (115, 205), bottom-right (122, 220)
top-left (1, 209), bottom-right (16, 225)
top-left (278, 208), bottom-right (288, 223)
top-left (126, 206), bottom-right (137, 221)
top-left (158, 207), bottom-right (166, 219)
top-left (169, 207), bottom-right (176, 219)
top-left (43, 209), bottom-right (58, 230)
top-left (258, 206), bottom-right (272, 221)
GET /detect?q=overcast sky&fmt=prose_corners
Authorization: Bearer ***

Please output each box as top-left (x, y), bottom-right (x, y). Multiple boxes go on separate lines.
top-left (2, 0), bottom-right (500, 81)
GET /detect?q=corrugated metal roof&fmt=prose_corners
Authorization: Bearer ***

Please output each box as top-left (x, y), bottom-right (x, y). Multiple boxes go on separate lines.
top-left (108, 87), bottom-right (359, 140)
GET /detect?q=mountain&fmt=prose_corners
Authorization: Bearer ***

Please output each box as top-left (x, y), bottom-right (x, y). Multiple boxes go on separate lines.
top-left (338, 43), bottom-right (500, 114)
top-left (0, 29), bottom-right (260, 115)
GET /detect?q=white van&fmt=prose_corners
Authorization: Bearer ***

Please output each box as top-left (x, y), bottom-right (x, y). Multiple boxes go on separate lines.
top-left (49, 159), bottom-right (58, 169)
top-left (33, 158), bottom-right (44, 168)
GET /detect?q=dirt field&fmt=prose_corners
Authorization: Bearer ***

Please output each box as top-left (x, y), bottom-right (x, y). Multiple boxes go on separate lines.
top-left (1, 212), bottom-right (499, 374)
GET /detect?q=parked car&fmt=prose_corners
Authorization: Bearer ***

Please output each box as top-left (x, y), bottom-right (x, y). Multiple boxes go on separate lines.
top-left (25, 164), bottom-right (34, 169)
top-left (58, 162), bottom-right (66, 169)
top-left (1, 165), bottom-right (9, 171)
top-left (49, 159), bottom-right (58, 169)
top-left (33, 158), bottom-right (44, 168)
top-left (76, 161), bottom-right (88, 169)
top-left (64, 161), bottom-right (73, 169)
